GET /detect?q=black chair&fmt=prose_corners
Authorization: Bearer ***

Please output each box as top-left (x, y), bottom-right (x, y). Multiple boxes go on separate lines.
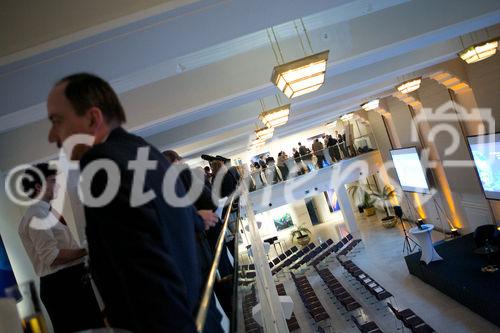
top-left (351, 315), bottom-right (383, 333)
top-left (473, 224), bottom-right (498, 248)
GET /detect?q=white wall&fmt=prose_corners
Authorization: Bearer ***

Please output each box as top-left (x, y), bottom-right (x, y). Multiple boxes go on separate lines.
top-left (463, 53), bottom-right (500, 222)
top-left (363, 57), bottom-right (500, 233)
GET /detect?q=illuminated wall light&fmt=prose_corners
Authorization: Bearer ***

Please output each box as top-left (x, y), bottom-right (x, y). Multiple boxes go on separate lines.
top-left (459, 40), bottom-right (498, 64)
top-left (271, 51), bottom-right (329, 99)
top-left (412, 192), bottom-right (426, 219)
top-left (361, 99), bottom-right (379, 111)
top-left (259, 104), bottom-right (290, 128)
top-left (434, 166), bottom-right (462, 229)
top-left (397, 77), bottom-right (422, 94)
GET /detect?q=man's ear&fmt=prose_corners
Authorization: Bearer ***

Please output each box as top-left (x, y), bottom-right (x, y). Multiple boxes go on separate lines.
top-left (87, 107), bottom-right (104, 132)
top-left (34, 183), bottom-right (42, 197)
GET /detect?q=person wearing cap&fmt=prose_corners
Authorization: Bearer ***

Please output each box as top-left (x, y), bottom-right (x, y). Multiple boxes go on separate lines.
top-left (18, 163), bottom-right (103, 333)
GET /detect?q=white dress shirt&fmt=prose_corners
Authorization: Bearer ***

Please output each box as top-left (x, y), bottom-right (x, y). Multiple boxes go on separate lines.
top-left (18, 200), bottom-right (83, 277)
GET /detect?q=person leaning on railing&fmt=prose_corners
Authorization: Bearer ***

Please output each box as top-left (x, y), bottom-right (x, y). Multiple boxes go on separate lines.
top-left (277, 151), bottom-right (289, 180)
top-left (312, 138), bottom-right (325, 169)
top-left (201, 154), bottom-right (241, 317)
top-left (46, 73), bottom-right (217, 333)
top-left (163, 150), bottom-right (225, 333)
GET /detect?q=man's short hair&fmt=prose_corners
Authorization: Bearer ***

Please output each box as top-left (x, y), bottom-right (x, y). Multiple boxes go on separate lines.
top-left (163, 150), bottom-right (182, 163)
top-left (22, 163), bottom-right (57, 199)
top-left (56, 73), bottom-right (126, 125)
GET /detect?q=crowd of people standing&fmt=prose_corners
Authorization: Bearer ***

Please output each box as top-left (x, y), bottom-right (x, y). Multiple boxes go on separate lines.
top-left (249, 131), bottom-right (353, 191)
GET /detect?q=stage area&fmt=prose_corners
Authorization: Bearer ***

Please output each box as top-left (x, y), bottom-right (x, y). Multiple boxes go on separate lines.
top-left (405, 233), bottom-right (500, 328)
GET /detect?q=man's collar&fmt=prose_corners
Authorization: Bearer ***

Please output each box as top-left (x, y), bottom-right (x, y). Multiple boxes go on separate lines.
top-left (34, 200), bottom-right (50, 211)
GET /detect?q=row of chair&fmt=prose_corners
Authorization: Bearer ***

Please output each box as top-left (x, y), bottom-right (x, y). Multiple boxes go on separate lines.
top-left (242, 233), bottom-right (361, 279)
top-left (271, 243), bottom-right (315, 275)
top-left (310, 233), bottom-right (362, 267)
top-left (275, 283), bottom-right (301, 331)
top-left (387, 303), bottom-right (436, 333)
top-left (351, 315), bottom-right (384, 333)
top-left (337, 233), bottom-right (363, 256)
top-left (316, 266), bottom-right (385, 332)
top-left (338, 258), bottom-right (393, 302)
top-left (291, 272), bottom-right (330, 323)
top-left (240, 245), bottom-right (300, 279)
top-left (242, 286), bottom-right (261, 333)
top-left (316, 267), bottom-right (361, 311)
top-left (290, 240), bottom-right (332, 270)
top-left (240, 243), bottom-right (312, 279)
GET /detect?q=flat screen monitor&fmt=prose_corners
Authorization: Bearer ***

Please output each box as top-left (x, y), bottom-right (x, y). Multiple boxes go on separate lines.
top-left (467, 133), bottom-right (500, 200)
top-left (390, 147), bottom-right (430, 194)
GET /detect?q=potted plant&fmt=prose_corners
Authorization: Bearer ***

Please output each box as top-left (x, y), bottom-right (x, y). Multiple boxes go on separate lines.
top-left (361, 191), bottom-right (377, 217)
top-left (347, 184), bottom-right (376, 217)
top-left (370, 185), bottom-right (398, 228)
top-left (290, 225), bottom-right (312, 246)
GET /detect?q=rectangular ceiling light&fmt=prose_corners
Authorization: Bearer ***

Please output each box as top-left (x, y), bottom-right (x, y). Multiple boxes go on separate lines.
top-left (459, 40), bottom-right (498, 64)
top-left (259, 104), bottom-right (290, 128)
top-left (397, 77), bottom-right (422, 94)
top-left (325, 120), bottom-right (337, 129)
top-left (361, 99), bottom-right (379, 111)
top-left (255, 126), bottom-right (274, 141)
top-left (271, 50), bottom-right (329, 99)
top-left (340, 113), bottom-right (354, 121)
top-left (250, 137), bottom-right (266, 148)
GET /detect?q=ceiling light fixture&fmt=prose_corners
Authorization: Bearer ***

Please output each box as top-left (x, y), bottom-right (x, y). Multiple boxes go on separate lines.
top-left (250, 138), bottom-right (266, 149)
top-left (397, 77), bottom-right (422, 94)
top-left (325, 120), bottom-right (337, 129)
top-left (459, 40), bottom-right (498, 64)
top-left (268, 20), bottom-right (329, 99)
top-left (361, 99), bottom-right (379, 111)
top-left (340, 113), bottom-right (354, 121)
top-left (271, 51), bottom-right (329, 99)
top-left (259, 104), bottom-right (290, 128)
top-left (255, 127), bottom-right (274, 141)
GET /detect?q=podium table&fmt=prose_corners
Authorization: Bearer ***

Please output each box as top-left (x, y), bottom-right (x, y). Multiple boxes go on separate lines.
top-left (409, 224), bottom-right (443, 264)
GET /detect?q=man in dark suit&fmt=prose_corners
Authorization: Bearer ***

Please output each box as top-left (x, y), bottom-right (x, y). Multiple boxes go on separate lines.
top-left (46, 73), bottom-right (219, 332)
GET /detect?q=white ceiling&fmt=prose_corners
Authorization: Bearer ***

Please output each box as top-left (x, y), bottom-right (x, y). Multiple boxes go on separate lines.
top-left (0, 0), bottom-right (499, 170)
top-left (0, 0), bottom-right (191, 58)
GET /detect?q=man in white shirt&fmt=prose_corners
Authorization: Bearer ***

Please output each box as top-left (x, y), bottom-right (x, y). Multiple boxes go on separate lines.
top-left (18, 163), bottom-right (103, 333)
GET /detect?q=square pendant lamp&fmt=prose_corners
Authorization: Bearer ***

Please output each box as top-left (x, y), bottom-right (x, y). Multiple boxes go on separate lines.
top-left (255, 126), bottom-right (274, 141)
top-left (361, 99), bottom-right (379, 111)
top-left (397, 77), bottom-right (422, 94)
top-left (459, 40), bottom-right (498, 64)
top-left (271, 50), bottom-right (329, 99)
top-left (259, 104), bottom-right (290, 128)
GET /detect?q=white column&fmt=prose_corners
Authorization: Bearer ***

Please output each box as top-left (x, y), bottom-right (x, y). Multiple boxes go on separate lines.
top-left (242, 189), bottom-right (288, 333)
top-left (336, 185), bottom-right (359, 234)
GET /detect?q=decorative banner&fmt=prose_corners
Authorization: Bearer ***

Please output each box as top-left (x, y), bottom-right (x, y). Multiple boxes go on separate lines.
top-left (0, 235), bottom-right (17, 297)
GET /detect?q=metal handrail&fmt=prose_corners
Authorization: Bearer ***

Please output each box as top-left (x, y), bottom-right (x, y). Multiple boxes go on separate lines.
top-left (195, 194), bottom-right (237, 332)
top-left (229, 206), bottom-right (241, 333)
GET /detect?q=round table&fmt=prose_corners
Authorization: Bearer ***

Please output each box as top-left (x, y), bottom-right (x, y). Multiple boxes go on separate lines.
top-left (409, 224), bottom-right (443, 264)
